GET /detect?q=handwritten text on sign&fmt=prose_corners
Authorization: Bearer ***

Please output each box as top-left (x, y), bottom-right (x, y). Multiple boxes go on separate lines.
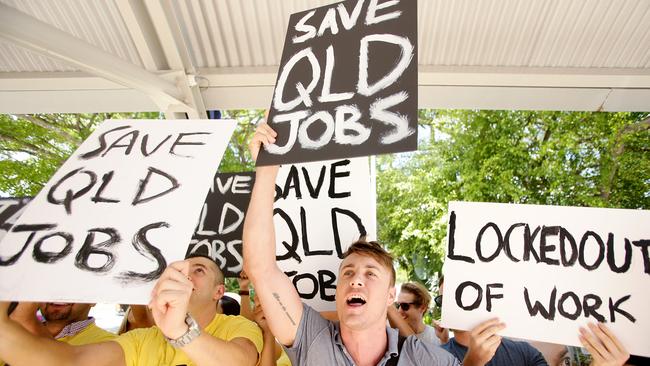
top-left (257, 0), bottom-right (418, 165)
top-left (0, 120), bottom-right (237, 304)
top-left (0, 198), bottom-right (31, 243)
top-left (274, 158), bottom-right (376, 311)
top-left (187, 172), bottom-right (254, 277)
top-left (441, 201), bottom-right (650, 357)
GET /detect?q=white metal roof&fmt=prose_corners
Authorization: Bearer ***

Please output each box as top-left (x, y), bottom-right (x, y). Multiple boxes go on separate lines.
top-left (1, 0), bottom-right (649, 116)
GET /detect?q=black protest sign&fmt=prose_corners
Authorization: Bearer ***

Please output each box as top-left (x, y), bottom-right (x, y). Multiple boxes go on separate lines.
top-left (0, 197), bottom-right (32, 242)
top-left (186, 172), bottom-right (254, 277)
top-left (442, 201), bottom-right (650, 357)
top-left (182, 159), bottom-right (376, 311)
top-left (257, 0), bottom-right (418, 166)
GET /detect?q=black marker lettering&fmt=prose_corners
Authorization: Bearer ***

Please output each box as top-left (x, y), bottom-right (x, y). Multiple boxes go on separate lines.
top-left (74, 228), bottom-right (120, 273)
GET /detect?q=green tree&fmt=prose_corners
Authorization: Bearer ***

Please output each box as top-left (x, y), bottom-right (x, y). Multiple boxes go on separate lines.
top-left (0, 110), bottom-right (263, 197)
top-left (377, 110), bottom-right (650, 287)
top-left (0, 112), bottom-right (161, 196)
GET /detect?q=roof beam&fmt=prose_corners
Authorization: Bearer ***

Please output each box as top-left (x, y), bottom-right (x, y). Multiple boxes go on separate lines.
top-left (144, 0), bottom-right (207, 119)
top-left (195, 66), bottom-right (650, 111)
top-left (114, 0), bottom-right (168, 71)
top-left (0, 3), bottom-right (191, 113)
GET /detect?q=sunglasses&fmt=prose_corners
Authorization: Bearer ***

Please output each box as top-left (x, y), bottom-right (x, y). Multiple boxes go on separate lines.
top-left (395, 302), bottom-right (419, 311)
top-left (434, 295), bottom-right (442, 307)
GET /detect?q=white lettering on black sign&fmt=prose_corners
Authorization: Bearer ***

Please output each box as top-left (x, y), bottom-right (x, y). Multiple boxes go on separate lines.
top-left (257, 0), bottom-right (418, 166)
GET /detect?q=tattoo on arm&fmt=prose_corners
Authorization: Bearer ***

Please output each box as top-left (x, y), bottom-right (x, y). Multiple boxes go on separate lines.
top-left (272, 292), bottom-right (297, 326)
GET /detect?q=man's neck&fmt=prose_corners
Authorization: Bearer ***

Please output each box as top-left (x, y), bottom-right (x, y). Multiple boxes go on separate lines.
top-left (409, 318), bottom-right (425, 334)
top-left (190, 303), bottom-right (218, 329)
top-left (45, 318), bottom-right (88, 338)
top-left (340, 321), bottom-right (388, 366)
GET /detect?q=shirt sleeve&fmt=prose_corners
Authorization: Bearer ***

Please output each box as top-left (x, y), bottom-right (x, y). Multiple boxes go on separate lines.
top-left (224, 316), bottom-right (264, 354)
top-left (112, 329), bottom-right (146, 366)
top-left (402, 336), bottom-right (461, 366)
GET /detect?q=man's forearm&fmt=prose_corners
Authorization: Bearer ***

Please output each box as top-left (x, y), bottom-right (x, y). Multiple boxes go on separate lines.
top-left (243, 165), bottom-right (279, 278)
top-left (181, 335), bottom-right (258, 366)
top-left (0, 317), bottom-right (75, 364)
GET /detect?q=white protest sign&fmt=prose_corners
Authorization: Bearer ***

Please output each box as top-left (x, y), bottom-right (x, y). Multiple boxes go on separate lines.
top-left (274, 157), bottom-right (376, 311)
top-left (0, 119), bottom-right (237, 304)
top-left (0, 197), bottom-right (31, 243)
top-left (441, 201), bottom-right (650, 357)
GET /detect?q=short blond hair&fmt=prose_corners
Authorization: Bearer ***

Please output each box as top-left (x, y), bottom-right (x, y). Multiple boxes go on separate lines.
top-left (342, 240), bottom-right (396, 286)
top-left (400, 282), bottom-right (431, 309)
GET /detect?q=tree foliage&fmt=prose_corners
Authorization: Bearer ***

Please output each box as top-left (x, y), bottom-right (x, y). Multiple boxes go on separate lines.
top-left (0, 110), bottom-right (264, 197)
top-left (2, 109), bottom-right (648, 292)
top-left (377, 110), bottom-right (650, 287)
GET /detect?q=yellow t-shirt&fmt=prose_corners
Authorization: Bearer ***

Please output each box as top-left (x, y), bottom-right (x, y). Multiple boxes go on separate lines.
top-left (114, 314), bottom-right (263, 366)
top-left (277, 349), bottom-right (292, 366)
top-left (58, 323), bottom-right (117, 345)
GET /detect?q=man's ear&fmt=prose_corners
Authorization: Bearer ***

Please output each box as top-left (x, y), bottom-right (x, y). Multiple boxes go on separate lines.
top-left (387, 286), bottom-right (396, 306)
top-left (212, 284), bottom-right (225, 301)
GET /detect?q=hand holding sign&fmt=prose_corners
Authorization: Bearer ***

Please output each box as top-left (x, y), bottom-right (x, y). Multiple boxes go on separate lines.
top-left (579, 323), bottom-right (630, 366)
top-left (463, 318), bottom-right (505, 366)
top-left (249, 123), bottom-right (278, 163)
top-left (149, 260), bottom-right (193, 340)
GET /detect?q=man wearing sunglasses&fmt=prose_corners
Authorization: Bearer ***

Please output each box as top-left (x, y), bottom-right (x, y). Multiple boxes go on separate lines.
top-left (387, 282), bottom-right (448, 347)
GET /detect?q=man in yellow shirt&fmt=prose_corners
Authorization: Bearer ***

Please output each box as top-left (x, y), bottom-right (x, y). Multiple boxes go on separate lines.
top-left (1, 302), bottom-right (115, 366)
top-left (0, 255), bottom-right (263, 366)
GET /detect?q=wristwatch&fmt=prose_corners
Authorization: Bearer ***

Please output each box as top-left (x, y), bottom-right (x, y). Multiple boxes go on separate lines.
top-left (166, 313), bottom-right (201, 348)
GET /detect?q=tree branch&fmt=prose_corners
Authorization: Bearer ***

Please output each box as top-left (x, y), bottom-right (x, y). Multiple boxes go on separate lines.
top-left (17, 114), bottom-right (81, 145)
top-left (600, 117), bottom-right (650, 201)
top-left (0, 134), bottom-right (61, 160)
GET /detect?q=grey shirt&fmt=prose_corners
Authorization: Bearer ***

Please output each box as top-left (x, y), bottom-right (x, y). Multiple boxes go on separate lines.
top-left (284, 304), bottom-right (460, 366)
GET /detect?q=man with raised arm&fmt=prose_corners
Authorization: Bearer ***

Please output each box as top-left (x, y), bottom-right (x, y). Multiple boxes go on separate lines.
top-left (243, 123), bottom-right (460, 366)
top-left (0, 254), bottom-right (262, 366)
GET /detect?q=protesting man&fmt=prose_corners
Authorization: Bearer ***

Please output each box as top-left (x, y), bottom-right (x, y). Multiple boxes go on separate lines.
top-left (388, 282), bottom-right (445, 347)
top-left (243, 123), bottom-right (461, 366)
top-left (0, 255), bottom-right (262, 365)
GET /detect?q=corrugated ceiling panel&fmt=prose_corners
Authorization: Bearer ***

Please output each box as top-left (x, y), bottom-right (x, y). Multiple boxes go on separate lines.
top-left (417, 0), bottom-right (650, 68)
top-left (1, 0), bottom-right (648, 72)
top-left (173, 0), bottom-right (339, 68)
top-left (0, 0), bottom-right (142, 72)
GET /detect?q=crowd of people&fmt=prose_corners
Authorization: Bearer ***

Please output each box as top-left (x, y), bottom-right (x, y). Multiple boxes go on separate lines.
top-left (0, 123), bottom-right (645, 366)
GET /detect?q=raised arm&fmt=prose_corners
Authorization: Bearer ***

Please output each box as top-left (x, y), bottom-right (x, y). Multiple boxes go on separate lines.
top-left (0, 302), bottom-right (124, 366)
top-left (243, 123), bottom-right (304, 346)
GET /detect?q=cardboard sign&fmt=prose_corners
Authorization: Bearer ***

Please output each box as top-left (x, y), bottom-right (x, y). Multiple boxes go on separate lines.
top-left (274, 157), bottom-right (376, 310)
top-left (186, 172), bottom-right (255, 277)
top-left (257, 0), bottom-right (418, 166)
top-left (0, 119), bottom-right (237, 304)
top-left (0, 197), bottom-right (32, 243)
top-left (441, 201), bottom-right (650, 357)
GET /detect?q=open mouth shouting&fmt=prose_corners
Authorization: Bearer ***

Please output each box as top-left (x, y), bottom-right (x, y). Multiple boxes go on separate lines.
top-left (346, 294), bottom-right (367, 307)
